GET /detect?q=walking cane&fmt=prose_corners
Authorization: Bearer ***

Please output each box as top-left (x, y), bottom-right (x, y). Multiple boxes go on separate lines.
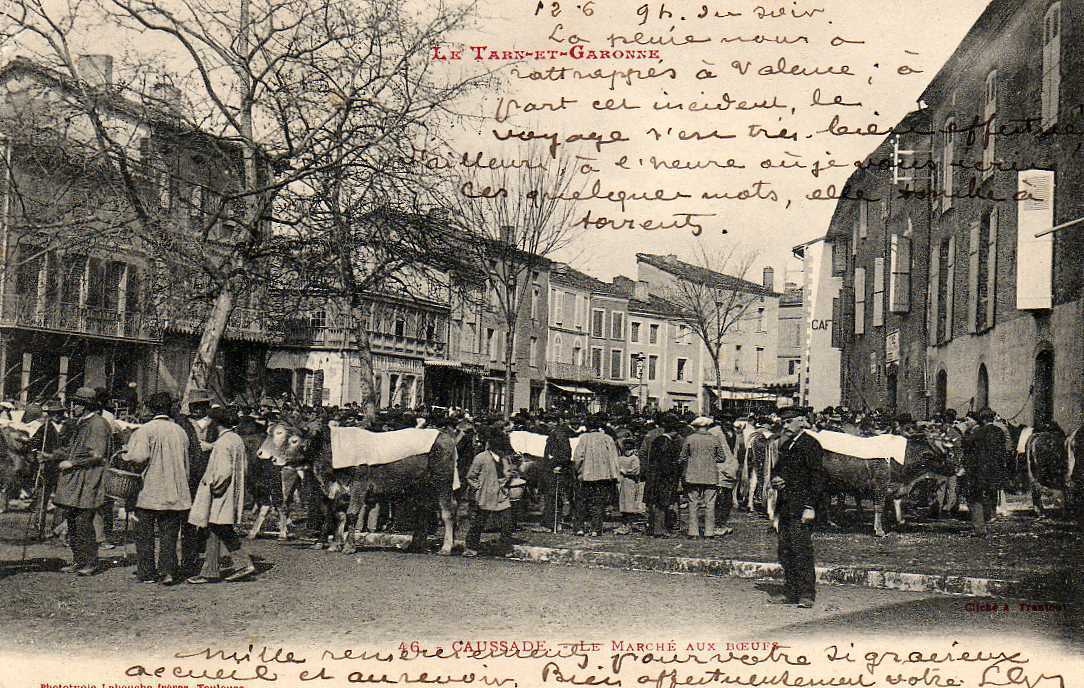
top-left (20, 462), bottom-right (45, 564)
top-left (553, 472), bottom-right (561, 534)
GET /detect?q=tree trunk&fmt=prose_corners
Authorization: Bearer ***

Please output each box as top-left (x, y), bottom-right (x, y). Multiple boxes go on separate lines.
top-left (181, 286), bottom-right (234, 411)
top-left (503, 328), bottom-right (515, 420)
top-left (714, 362), bottom-right (723, 414)
top-left (350, 300), bottom-right (379, 422)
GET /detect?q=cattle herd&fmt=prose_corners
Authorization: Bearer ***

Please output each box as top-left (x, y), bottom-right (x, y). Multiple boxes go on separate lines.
top-left (0, 401), bottom-right (1081, 555)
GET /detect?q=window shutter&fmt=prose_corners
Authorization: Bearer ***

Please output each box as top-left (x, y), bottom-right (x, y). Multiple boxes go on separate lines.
top-left (968, 222), bottom-right (980, 333)
top-left (854, 267), bottom-right (866, 335)
top-left (1016, 169), bottom-right (1054, 310)
top-left (872, 257), bottom-right (884, 327)
top-left (928, 244), bottom-right (940, 341)
top-left (859, 202), bottom-right (868, 239)
top-left (831, 296), bottom-right (843, 349)
top-left (986, 208), bottom-right (998, 327)
top-left (945, 235), bottom-right (956, 340)
top-left (889, 235), bottom-right (911, 313)
top-left (852, 219), bottom-right (858, 256)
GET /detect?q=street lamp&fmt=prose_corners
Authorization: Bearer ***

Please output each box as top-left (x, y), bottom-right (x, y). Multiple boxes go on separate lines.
top-left (632, 352), bottom-right (646, 412)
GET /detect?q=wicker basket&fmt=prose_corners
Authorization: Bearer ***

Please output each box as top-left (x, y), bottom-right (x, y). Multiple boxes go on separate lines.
top-left (105, 451), bottom-right (143, 502)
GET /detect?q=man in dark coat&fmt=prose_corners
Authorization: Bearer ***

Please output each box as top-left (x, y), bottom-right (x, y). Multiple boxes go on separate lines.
top-left (642, 415), bottom-right (683, 537)
top-left (768, 408), bottom-right (825, 608)
top-left (53, 387), bottom-right (114, 576)
top-left (541, 418), bottom-right (573, 530)
top-left (961, 408), bottom-right (1008, 537)
top-left (176, 388), bottom-right (215, 575)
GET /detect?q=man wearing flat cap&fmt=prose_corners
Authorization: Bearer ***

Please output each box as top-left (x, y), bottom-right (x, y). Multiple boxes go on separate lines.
top-left (768, 407), bottom-right (825, 608)
top-left (53, 387), bottom-right (114, 576)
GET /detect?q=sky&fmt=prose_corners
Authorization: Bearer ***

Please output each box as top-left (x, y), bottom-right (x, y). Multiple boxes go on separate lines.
top-left (4, 0), bottom-right (993, 288)
top-left (451, 0), bottom-right (993, 285)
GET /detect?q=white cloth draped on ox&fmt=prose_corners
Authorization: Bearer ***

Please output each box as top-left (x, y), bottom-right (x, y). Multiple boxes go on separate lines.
top-left (804, 429), bottom-right (909, 465)
top-left (509, 431), bottom-right (580, 458)
top-left (329, 427), bottom-right (459, 489)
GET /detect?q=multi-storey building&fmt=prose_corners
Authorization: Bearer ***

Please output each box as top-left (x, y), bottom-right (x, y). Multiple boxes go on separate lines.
top-left (918, 0), bottom-right (1083, 427)
top-left (545, 263), bottom-right (599, 411)
top-left (828, 109), bottom-right (933, 419)
top-left (792, 238), bottom-right (842, 411)
top-left (635, 253), bottom-right (781, 414)
top-left (587, 284), bottom-right (634, 411)
top-left (0, 54), bottom-right (270, 408)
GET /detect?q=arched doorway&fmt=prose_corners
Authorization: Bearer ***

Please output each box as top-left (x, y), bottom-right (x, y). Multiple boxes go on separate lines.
top-left (976, 364), bottom-right (989, 411)
top-left (1034, 350), bottom-right (1055, 427)
top-left (935, 369), bottom-right (948, 416)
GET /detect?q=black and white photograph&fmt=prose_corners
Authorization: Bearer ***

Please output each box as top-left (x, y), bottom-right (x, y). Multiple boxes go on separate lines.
top-left (0, 0), bottom-right (1080, 683)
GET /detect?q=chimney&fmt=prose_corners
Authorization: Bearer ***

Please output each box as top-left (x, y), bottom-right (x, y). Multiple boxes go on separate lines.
top-left (762, 266), bottom-right (775, 291)
top-left (612, 275), bottom-right (635, 297)
top-left (635, 280), bottom-right (650, 301)
top-left (77, 54), bottom-right (113, 88)
top-left (152, 78), bottom-right (181, 110)
top-left (500, 225), bottom-right (516, 245)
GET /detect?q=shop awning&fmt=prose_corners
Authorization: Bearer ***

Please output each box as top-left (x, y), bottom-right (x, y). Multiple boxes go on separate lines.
top-left (424, 359), bottom-right (462, 368)
top-left (549, 382), bottom-right (594, 395)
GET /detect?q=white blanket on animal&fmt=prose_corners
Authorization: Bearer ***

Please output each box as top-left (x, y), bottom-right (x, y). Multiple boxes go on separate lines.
top-left (1016, 426), bottom-right (1034, 455)
top-left (807, 430), bottom-right (908, 465)
top-left (330, 427), bottom-right (441, 469)
top-left (509, 431), bottom-right (580, 457)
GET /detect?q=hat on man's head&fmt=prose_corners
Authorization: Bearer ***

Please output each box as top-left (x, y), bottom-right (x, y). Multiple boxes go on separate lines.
top-left (690, 416), bottom-right (713, 428)
top-left (146, 391), bottom-right (174, 415)
top-left (22, 403), bottom-right (43, 424)
top-left (70, 386), bottom-right (98, 404)
top-left (44, 400), bottom-right (66, 413)
top-left (188, 389), bottom-right (214, 406)
top-left (207, 406), bottom-right (238, 428)
top-left (777, 407), bottom-right (805, 421)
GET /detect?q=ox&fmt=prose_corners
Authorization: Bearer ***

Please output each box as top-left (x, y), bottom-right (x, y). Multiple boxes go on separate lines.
top-left (1022, 424), bottom-right (1083, 518)
top-left (326, 426), bottom-right (460, 555)
top-left (794, 430), bottom-right (959, 536)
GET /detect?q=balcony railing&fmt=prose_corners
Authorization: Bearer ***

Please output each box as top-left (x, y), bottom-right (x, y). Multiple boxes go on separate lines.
top-left (545, 360), bottom-right (601, 383)
top-left (283, 323), bottom-right (446, 357)
top-left (166, 304), bottom-right (271, 343)
top-left (0, 293), bottom-right (160, 341)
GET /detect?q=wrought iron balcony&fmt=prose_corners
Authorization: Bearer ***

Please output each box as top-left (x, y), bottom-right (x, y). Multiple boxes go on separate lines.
top-left (545, 360), bottom-right (601, 383)
top-left (0, 293), bottom-right (160, 341)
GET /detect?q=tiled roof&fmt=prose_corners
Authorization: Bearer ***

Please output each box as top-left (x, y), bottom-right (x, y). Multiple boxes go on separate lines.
top-left (636, 253), bottom-right (779, 297)
top-left (628, 295), bottom-right (687, 318)
top-left (551, 263), bottom-right (622, 297)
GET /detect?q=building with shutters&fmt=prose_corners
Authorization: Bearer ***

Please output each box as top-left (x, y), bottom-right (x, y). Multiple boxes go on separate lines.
top-left (545, 263), bottom-right (601, 412)
top-left (586, 283), bottom-right (635, 411)
top-left (0, 54), bottom-right (272, 409)
top-left (634, 253), bottom-right (781, 415)
top-left (792, 238), bottom-right (842, 411)
top-left (827, 109), bottom-right (933, 419)
top-left (825, 0), bottom-right (1084, 429)
top-left (920, 0), bottom-right (1083, 428)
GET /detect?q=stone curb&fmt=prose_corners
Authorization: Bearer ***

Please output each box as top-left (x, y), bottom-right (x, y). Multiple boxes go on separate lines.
top-left (351, 532), bottom-right (1029, 599)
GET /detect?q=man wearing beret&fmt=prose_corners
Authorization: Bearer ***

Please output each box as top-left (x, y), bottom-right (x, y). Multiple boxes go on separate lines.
top-left (768, 408), bottom-right (826, 608)
top-left (53, 387), bottom-right (114, 576)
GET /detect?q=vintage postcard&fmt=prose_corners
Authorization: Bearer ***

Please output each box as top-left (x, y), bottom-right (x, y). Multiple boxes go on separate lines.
top-left (0, 0), bottom-right (1080, 686)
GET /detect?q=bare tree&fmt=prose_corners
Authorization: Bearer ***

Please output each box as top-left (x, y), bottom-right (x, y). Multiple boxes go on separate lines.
top-left (659, 243), bottom-right (760, 412)
top-left (441, 144), bottom-right (584, 419)
top-left (2, 0), bottom-right (481, 409)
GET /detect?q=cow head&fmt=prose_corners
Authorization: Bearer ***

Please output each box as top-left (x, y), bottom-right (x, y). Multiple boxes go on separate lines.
top-left (891, 433), bottom-right (961, 497)
top-left (257, 421), bottom-right (308, 462)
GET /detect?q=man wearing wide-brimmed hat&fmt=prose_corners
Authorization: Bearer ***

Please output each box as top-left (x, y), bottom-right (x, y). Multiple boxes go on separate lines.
top-left (53, 387), bottom-right (114, 576)
top-left (28, 400), bottom-right (68, 539)
top-left (177, 388), bottom-right (216, 575)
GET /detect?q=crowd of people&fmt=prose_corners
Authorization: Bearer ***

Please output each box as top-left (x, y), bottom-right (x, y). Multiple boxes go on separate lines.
top-left (0, 388), bottom-right (1033, 607)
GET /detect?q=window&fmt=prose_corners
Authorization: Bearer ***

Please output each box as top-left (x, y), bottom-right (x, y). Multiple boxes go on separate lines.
top-left (394, 317), bottom-right (406, 337)
top-left (590, 347), bottom-right (603, 376)
top-left (677, 323), bottom-right (689, 343)
top-left (983, 70), bottom-right (997, 176)
top-left (549, 288), bottom-right (557, 320)
top-left (1042, 3), bottom-right (1061, 130)
top-left (630, 321), bottom-right (641, 343)
top-left (755, 307), bottom-right (765, 332)
top-left (591, 309), bottom-right (605, 337)
top-left (486, 328), bottom-right (496, 361)
top-left (610, 349), bottom-right (623, 380)
top-left (466, 322), bottom-right (477, 353)
top-left (580, 295), bottom-right (589, 329)
top-left (529, 337), bottom-right (538, 367)
top-left (872, 257), bottom-right (885, 327)
top-left (734, 345), bottom-right (742, 373)
top-left (942, 116), bottom-right (956, 209)
top-left (564, 291), bottom-right (576, 326)
top-left (553, 334), bottom-right (563, 362)
top-left (858, 201), bottom-right (868, 239)
top-left (675, 357), bottom-right (688, 381)
top-left (554, 289), bottom-right (564, 325)
top-left (937, 236), bottom-right (956, 343)
top-left (648, 355), bottom-right (658, 380)
top-left (309, 309), bottom-right (327, 329)
top-left (574, 346), bottom-right (583, 366)
top-left (531, 286), bottom-right (540, 320)
top-left (649, 323), bottom-right (659, 344)
top-left (854, 266), bottom-right (866, 335)
top-left (630, 354), bottom-right (640, 379)
top-left (611, 311), bottom-right (624, 339)
top-left (969, 208), bottom-right (999, 332)
top-left (788, 359), bottom-right (800, 376)
top-left (755, 347), bottom-right (764, 374)
top-left (889, 234), bottom-right (912, 313)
